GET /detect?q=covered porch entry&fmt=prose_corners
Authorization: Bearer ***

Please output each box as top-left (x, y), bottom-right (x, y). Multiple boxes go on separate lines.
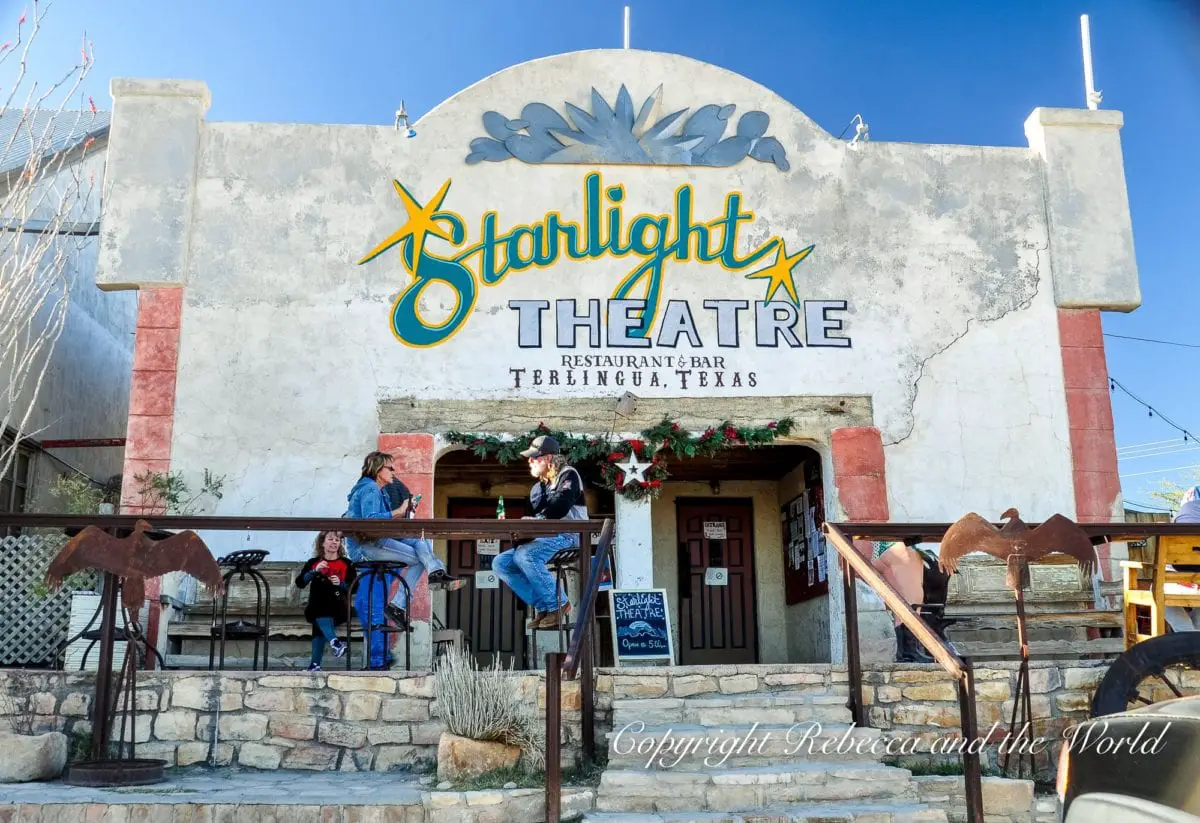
top-left (641, 443), bottom-right (832, 665)
top-left (377, 393), bottom-right (881, 668)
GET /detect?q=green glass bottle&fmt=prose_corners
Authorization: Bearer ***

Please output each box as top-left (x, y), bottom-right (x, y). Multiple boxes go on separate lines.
top-left (496, 495), bottom-right (506, 520)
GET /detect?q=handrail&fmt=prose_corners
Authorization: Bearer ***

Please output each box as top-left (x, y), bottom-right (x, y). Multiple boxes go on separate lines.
top-left (823, 524), bottom-right (964, 677)
top-left (545, 652), bottom-right (564, 823)
top-left (0, 513), bottom-right (607, 538)
top-left (823, 523), bottom-right (984, 823)
top-left (822, 520), bottom-right (1200, 542)
top-left (565, 518), bottom-right (615, 681)
top-left (543, 518), bottom-right (613, 823)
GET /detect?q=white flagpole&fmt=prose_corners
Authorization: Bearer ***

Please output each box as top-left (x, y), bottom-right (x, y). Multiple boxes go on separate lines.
top-left (1080, 15), bottom-right (1100, 110)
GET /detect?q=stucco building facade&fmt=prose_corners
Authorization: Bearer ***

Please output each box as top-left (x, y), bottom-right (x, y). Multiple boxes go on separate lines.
top-left (96, 49), bottom-right (1138, 667)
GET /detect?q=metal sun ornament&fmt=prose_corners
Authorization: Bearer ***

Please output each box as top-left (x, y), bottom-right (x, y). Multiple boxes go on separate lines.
top-left (465, 84), bottom-right (789, 170)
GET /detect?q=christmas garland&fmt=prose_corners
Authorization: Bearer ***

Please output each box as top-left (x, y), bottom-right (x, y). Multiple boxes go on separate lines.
top-left (446, 416), bottom-right (795, 502)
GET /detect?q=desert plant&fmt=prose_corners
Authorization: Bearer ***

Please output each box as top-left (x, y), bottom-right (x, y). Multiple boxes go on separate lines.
top-left (67, 726), bottom-right (91, 761)
top-left (133, 468), bottom-right (225, 515)
top-left (1, 672), bottom-right (37, 735)
top-left (1146, 471), bottom-right (1200, 515)
top-left (21, 472), bottom-right (106, 595)
top-left (432, 646), bottom-right (545, 770)
top-left (48, 471), bottom-right (102, 514)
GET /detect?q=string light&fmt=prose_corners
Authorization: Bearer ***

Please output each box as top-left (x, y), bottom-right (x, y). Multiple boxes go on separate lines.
top-left (1105, 332), bottom-right (1200, 349)
top-left (1124, 499), bottom-right (1175, 513)
top-left (1109, 375), bottom-right (1198, 445)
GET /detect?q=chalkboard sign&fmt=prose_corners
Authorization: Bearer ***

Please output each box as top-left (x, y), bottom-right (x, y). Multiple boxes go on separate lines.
top-left (609, 588), bottom-right (674, 664)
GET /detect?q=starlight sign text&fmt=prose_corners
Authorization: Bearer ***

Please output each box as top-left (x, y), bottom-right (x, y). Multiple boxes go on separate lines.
top-left (358, 171), bottom-right (852, 353)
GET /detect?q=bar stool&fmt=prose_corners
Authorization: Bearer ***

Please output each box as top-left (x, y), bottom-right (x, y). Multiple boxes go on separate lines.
top-left (208, 549), bottom-right (272, 670)
top-left (346, 560), bottom-right (412, 671)
top-left (528, 547), bottom-right (580, 669)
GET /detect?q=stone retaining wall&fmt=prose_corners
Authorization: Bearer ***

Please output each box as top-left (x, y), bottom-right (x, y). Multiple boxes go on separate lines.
top-left (913, 775), bottom-right (1057, 823)
top-left (0, 670), bottom-right (585, 772)
top-left (862, 659), bottom-right (1200, 773)
top-left (594, 660), bottom-right (1200, 776)
top-left (4, 660), bottom-right (1196, 776)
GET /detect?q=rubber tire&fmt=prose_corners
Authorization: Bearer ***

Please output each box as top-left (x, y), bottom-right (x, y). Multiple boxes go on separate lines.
top-left (1090, 631), bottom-right (1200, 718)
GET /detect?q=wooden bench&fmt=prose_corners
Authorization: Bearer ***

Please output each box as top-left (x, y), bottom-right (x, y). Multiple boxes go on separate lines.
top-left (944, 607), bottom-right (1124, 659)
top-left (1122, 534), bottom-right (1200, 649)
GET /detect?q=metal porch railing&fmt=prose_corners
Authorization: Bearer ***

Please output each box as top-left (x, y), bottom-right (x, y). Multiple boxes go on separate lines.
top-left (0, 512), bottom-right (610, 806)
top-left (823, 518), bottom-right (1200, 823)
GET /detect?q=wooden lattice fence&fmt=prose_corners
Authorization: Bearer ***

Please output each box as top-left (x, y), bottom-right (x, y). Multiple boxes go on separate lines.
top-left (0, 532), bottom-right (97, 666)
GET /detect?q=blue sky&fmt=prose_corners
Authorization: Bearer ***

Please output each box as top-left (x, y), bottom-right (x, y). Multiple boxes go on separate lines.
top-left (10, 0), bottom-right (1199, 511)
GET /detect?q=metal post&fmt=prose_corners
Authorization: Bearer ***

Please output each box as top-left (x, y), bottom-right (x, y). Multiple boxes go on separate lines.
top-left (1080, 14), bottom-right (1100, 109)
top-left (958, 657), bottom-right (984, 823)
top-left (219, 570), bottom-right (232, 669)
top-left (841, 556), bottom-right (866, 727)
top-left (91, 572), bottom-right (119, 760)
top-left (126, 630), bottom-right (139, 760)
top-left (545, 652), bottom-right (563, 823)
top-left (578, 530), bottom-right (595, 763)
top-left (261, 570), bottom-right (272, 671)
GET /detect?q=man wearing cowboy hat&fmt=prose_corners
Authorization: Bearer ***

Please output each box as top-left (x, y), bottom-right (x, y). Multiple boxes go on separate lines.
top-left (493, 435), bottom-right (588, 629)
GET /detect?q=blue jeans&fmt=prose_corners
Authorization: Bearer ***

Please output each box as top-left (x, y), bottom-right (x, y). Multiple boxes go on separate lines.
top-left (352, 571), bottom-right (397, 670)
top-left (311, 617), bottom-right (337, 665)
top-left (356, 537), bottom-right (445, 609)
top-left (494, 533), bottom-right (576, 613)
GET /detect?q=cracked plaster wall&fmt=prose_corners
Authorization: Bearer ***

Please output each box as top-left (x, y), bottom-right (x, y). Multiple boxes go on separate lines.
top-left (95, 51), bottom-right (1133, 560)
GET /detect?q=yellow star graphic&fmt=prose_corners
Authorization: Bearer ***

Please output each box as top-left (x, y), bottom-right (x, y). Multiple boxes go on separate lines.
top-left (358, 178), bottom-right (454, 269)
top-left (745, 240), bottom-right (815, 304)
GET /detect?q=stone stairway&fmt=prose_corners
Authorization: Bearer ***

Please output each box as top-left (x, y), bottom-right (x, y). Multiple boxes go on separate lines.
top-left (586, 674), bottom-right (948, 823)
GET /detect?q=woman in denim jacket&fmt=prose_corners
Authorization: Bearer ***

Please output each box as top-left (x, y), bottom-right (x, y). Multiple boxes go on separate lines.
top-left (342, 451), bottom-right (463, 628)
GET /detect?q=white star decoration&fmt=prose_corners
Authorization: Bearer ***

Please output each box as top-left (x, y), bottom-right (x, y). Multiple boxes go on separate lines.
top-left (615, 453), bottom-right (652, 485)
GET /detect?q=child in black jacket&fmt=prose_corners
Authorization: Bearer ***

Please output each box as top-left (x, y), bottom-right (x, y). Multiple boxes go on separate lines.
top-left (296, 531), bottom-right (356, 671)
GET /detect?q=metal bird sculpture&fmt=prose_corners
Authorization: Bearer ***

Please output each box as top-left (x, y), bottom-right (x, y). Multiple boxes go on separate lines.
top-left (938, 508), bottom-right (1097, 581)
top-left (937, 508), bottom-right (1097, 782)
top-left (45, 519), bottom-right (224, 610)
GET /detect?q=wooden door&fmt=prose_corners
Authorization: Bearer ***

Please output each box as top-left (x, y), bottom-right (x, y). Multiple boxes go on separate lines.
top-left (676, 498), bottom-right (758, 665)
top-left (445, 497), bottom-right (532, 668)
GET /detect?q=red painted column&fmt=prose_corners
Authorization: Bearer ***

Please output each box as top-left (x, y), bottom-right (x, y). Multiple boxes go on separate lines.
top-left (118, 287), bottom-right (184, 657)
top-left (831, 427), bottom-right (890, 558)
top-left (377, 433), bottom-right (435, 621)
top-left (1059, 309), bottom-right (1122, 580)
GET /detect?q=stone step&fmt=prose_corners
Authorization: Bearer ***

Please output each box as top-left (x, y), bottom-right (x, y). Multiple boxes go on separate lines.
top-left (611, 693), bottom-right (853, 727)
top-left (606, 724), bottom-right (886, 768)
top-left (596, 762), bottom-right (918, 814)
top-left (585, 800), bottom-right (946, 822)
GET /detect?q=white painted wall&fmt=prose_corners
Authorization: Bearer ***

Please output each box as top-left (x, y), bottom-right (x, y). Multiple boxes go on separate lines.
top-left (614, 495), bottom-right (652, 589)
top-left (93, 50), bottom-right (1138, 561)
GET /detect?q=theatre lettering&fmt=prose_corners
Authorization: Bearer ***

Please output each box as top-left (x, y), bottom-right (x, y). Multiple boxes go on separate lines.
top-left (358, 171), bottom-right (852, 356)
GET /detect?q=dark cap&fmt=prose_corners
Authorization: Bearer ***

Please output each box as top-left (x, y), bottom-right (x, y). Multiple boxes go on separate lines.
top-left (519, 435), bottom-right (560, 459)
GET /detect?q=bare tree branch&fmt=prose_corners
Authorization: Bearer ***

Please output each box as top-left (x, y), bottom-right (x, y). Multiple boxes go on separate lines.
top-left (0, 0), bottom-right (100, 486)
